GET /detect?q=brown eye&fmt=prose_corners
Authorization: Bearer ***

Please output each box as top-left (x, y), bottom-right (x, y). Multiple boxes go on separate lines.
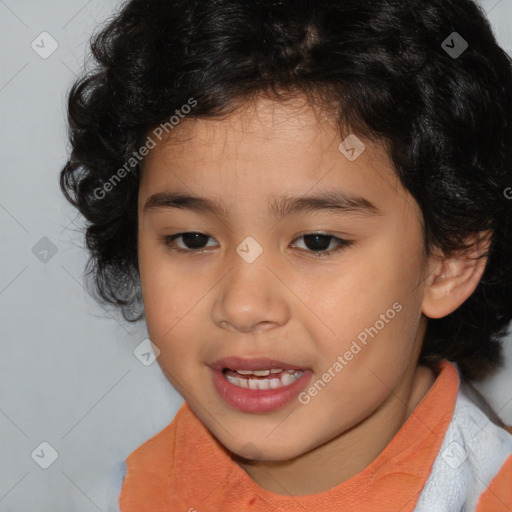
top-left (291, 233), bottom-right (351, 258)
top-left (164, 232), bottom-right (216, 252)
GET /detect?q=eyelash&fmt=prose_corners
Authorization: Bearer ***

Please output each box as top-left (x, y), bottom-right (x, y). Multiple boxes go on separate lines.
top-left (161, 232), bottom-right (352, 259)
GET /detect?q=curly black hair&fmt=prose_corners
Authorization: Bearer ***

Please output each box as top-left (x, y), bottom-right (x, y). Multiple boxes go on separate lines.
top-left (60, 0), bottom-right (512, 382)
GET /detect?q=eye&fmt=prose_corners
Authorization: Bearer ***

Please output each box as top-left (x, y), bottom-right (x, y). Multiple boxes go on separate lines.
top-left (161, 231), bottom-right (352, 258)
top-left (163, 232), bottom-right (217, 253)
top-left (290, 232), bottom-right (352, 258)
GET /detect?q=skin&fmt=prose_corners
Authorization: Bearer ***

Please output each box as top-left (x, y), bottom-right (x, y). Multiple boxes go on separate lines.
top-left (137, 93), bottom-right (489, 496)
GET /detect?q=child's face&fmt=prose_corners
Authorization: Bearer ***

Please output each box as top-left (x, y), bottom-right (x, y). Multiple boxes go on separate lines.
top-left (137, 95), bottom-right (434, 463)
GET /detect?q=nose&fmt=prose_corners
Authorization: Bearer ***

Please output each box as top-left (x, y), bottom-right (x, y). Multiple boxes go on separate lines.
top-left (211, 254), bottom-right (290, 334)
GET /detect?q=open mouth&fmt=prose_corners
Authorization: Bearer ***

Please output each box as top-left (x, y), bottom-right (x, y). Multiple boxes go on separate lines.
top-left (211, 358), bottom-right (313, 412)
top-left (222, 368), bottom-right (304, 390)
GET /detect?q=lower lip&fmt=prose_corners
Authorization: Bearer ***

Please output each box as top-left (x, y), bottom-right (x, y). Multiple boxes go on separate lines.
top-left (211, 368), bottom-right (313, 413)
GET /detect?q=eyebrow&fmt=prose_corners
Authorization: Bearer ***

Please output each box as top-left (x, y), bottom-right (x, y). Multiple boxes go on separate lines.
top-left (143, 189), bottom-right (382, 218)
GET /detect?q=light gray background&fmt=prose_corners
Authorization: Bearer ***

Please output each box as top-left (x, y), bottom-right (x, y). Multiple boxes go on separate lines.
top-left (1, 1), bottom-right (511, 511)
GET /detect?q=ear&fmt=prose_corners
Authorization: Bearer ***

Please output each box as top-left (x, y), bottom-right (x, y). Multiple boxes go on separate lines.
top-left (422, 230), bottom-right (492, 319)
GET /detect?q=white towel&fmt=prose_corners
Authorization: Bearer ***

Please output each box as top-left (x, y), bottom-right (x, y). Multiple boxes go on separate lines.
top-left (414, 377), bottom-right (512, 511)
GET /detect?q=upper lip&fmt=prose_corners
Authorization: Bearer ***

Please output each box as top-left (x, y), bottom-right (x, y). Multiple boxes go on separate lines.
top-left (209, 356), bottom-right (306, 372)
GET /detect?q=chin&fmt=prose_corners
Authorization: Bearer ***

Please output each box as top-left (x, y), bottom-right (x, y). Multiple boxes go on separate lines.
top-left (227, 438), bottom-right (307, 463)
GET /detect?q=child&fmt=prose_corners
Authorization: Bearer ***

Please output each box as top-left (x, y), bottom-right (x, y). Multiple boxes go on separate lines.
top-left (60, 0), bottom-right (512, 510)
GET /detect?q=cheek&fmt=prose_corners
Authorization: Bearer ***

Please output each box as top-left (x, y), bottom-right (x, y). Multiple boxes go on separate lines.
top-left (138, 243), bottom-right (192, 341)
top-left (311, 244), bottom-right (425, 375)
top-left (305, 247), bottom-right (420, 343)
top-left (140, 274), bottom-right (199, 379)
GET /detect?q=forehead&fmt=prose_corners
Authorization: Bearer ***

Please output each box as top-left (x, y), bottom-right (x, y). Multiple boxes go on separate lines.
top-left (138, 96), bottom-right (414, 219)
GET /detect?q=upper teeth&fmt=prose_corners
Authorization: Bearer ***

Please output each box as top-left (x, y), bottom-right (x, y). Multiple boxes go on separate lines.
top-left (235, 369), bottom-right (294, 376)
top-left (225, 368), bottom-right (304, 390)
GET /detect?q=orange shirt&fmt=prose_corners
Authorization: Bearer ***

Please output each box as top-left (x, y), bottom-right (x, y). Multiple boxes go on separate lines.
top-left (119, 360), bottom-right (512, 511)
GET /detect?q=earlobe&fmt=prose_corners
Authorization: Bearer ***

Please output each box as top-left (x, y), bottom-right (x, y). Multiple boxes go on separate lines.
top-left (421, 230), bottom-right (492, 319)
